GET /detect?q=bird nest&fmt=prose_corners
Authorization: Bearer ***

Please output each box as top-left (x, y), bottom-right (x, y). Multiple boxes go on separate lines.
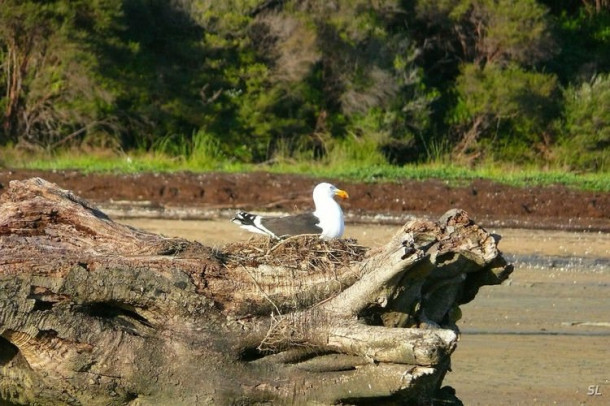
top-left (220, 235), bottom-right (369, 273)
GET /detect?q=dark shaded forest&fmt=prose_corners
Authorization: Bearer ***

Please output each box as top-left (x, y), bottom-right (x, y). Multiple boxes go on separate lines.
top-left (1, 0), bottom-right (609, 170)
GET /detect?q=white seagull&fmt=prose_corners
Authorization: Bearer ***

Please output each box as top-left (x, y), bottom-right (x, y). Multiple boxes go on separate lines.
top-left (231, 182), bottom-right (349, 240)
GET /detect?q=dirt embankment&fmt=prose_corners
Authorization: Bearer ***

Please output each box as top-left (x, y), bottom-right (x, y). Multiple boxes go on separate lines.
top-left (1, 170), bottom-right (609, 231)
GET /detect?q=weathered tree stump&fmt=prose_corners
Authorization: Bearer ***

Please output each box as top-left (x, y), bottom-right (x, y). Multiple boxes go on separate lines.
top-left (0, 178), bottom-right (512, 405)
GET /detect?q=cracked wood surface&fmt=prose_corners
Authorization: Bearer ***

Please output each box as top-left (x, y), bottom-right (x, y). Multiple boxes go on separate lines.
top-left (0, 178), bottom-right (512, 405)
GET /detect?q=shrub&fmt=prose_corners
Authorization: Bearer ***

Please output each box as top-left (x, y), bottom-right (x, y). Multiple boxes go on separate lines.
top-left (449, 63), bottom-right (559, 163)
top-left (556, 74), bottom-right (610, 171)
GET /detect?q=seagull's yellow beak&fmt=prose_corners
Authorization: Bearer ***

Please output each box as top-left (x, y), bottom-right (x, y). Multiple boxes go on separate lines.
top-left (334, 189), bottom-right (349, 199)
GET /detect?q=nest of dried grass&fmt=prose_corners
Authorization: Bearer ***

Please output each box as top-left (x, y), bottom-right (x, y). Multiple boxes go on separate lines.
top-left (220, 235), bottom-right (369, 273)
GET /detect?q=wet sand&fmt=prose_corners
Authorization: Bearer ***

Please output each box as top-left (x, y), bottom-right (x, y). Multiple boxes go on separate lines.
top-left (121, 219), bottom-right (610, 405)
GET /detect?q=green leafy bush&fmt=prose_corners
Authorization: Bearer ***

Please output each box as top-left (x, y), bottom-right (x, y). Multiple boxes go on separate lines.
top-left (556, 74), bottom-right (610, 171)
top-left (450, 63), bottom-right (559, 162)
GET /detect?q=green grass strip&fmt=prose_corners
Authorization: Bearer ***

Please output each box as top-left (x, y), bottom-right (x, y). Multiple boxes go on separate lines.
top-left (2, 148), bottom-right (609, 192)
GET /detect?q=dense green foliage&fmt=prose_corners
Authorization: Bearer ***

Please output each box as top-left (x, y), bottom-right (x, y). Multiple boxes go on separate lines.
top-left (0, 0), bottom-right (608, 171)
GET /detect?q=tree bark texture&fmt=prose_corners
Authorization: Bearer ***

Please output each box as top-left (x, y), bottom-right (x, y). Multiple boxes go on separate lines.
top-left (0, 178), bottom-right (512, 405)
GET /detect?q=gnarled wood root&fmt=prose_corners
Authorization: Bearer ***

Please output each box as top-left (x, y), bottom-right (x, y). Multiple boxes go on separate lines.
top-left (0, 178), bottom-right (512, 405)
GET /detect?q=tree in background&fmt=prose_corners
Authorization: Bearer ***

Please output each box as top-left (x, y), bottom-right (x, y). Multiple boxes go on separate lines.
top-left (414, 0), bottom-right (559, 164)
top-left (558, 74), bottom-right (610, 171)
top-left (106, 0), bottom-right (213, 154)
top-left (543, 0), bottom-right (610, 83)
top-left (0, 0), bottom-right (608, 170)
top-left (0, 0), bottom-right (121, 149)
top-left (186, 0), bottom-right (433, 163)
top-left (450, 63), bottom-right (558, 162)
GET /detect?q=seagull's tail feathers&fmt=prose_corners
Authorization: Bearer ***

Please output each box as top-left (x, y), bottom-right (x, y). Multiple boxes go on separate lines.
top-left (231, 211), bottom-right (256, 226)
top-left (231, 211), bottom-right (277, 238)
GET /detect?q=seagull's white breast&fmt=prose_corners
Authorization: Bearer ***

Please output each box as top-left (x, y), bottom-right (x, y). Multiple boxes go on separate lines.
top-left (313, 184), bottom-right (345, 240)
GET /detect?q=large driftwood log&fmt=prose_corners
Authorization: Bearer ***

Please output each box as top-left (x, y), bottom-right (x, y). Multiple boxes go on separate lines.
top-left (0, 178), bottom-right (512, 405)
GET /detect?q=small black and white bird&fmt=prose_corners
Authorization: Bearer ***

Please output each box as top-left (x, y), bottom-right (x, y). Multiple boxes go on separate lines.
top-left (231, 182), bottom-right (349, 240)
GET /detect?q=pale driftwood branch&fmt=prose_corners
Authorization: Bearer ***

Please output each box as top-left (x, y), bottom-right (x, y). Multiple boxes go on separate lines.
top-left (0, 178), bottom-right (512, 405)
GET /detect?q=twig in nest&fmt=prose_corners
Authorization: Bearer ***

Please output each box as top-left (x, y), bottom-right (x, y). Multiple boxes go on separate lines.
top-left (257, 313), bottom-right (311, 353)
top-left (266, 234), bottom-right (320, 255)
top-left (241, 265), bottom-right (281, 315)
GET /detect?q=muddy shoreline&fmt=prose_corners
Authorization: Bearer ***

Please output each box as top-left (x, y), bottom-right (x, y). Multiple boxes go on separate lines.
top-left (1, 170), bottom-right (609, 232)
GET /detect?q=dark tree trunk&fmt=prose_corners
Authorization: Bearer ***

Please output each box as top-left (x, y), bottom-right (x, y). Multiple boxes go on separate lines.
top-left (0, 178), bottom-right (512, 405)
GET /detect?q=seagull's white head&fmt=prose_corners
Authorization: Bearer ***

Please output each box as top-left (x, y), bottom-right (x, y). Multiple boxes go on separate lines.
top-left (313, 182), bottom-right (349, 203)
